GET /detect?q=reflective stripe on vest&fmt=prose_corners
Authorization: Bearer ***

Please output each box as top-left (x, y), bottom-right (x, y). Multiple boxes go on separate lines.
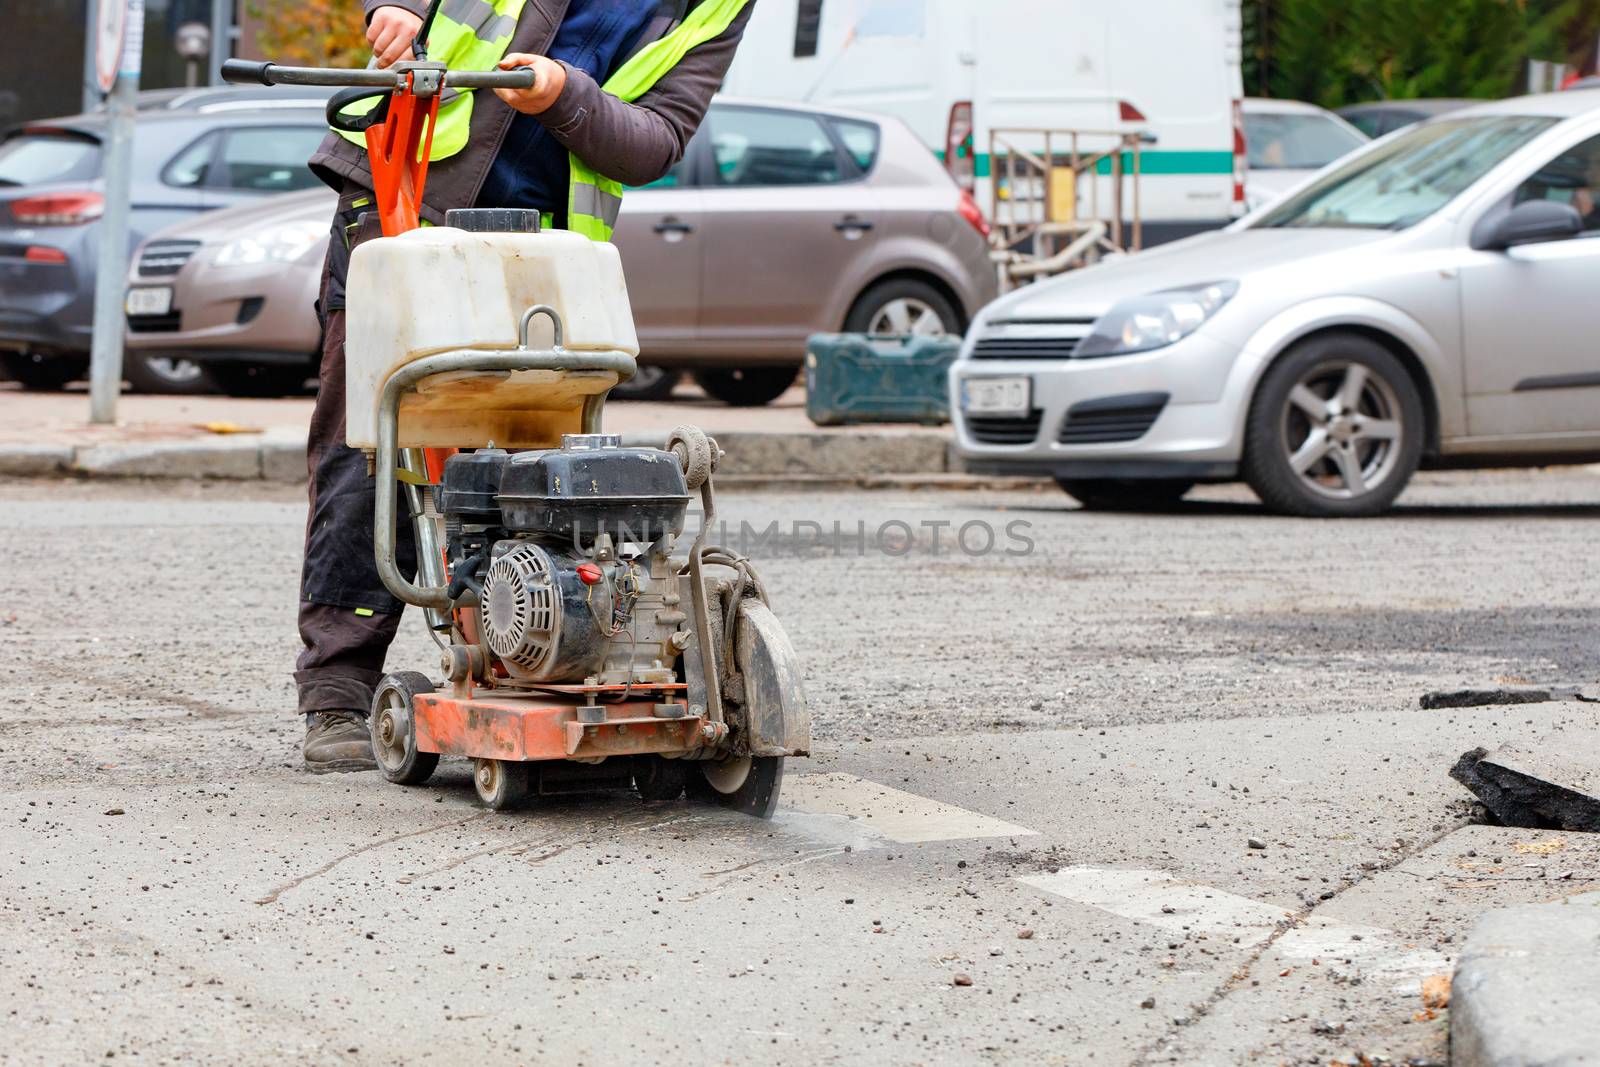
top-left (568, 0), bottom-right (751, 241)
top-left (332, 0), bottom-right (527, 160)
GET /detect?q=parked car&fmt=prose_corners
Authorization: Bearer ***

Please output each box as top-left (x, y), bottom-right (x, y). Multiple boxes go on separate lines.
top-left (124, 186), bottom-right (326, 397)
top-left (125, 97), bottom-right (998, 405)
top-left (1335, 98), bottom-right (1475, 138)
top-left (952, 92), bottom-right (1600, 517)
top-left (1242, 98), bottom-right (1368, 210)
top-left (0, 94), bottom-right (330, 393)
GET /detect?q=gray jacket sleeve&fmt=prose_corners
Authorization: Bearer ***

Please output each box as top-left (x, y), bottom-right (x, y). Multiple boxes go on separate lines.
top-left (363, 0), bottom-right (428, 20)
top-left (535, 5), bottom-right (755, 188)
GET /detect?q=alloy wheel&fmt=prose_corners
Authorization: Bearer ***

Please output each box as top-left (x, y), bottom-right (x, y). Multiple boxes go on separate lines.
top-left (143, 356), bottom-right (204, 386)
top-left (866, 297), bottom-right (946, 337)
top-left (1280, 360), bottom-right (1405, 501)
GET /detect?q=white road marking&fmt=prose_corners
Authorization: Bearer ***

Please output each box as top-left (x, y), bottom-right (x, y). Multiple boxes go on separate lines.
top-left (1276, 917), bottom-right (1451, 994)
top-left (782, 773), bottom-right (1039, 844)
top-left (1019, 867), bottom-right (1450, 996)
top-left (1017, 867), bottom-right (1291, 944)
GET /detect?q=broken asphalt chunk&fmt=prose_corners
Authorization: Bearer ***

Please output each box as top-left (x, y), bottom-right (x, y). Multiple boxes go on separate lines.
top-left (1450, 745), bottom-right (1600, 833)
top-left (1421, 688), bottom-right (1552, 710)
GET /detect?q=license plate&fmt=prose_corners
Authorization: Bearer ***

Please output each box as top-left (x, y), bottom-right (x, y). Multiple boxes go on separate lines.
top-left (124, 287), bottom-right (172, 316)
top-left (962, 376), bottom-right (1031, 416)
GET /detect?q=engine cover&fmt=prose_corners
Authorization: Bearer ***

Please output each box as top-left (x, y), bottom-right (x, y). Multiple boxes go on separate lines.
top-left (496, 435), bottom-right (690, 546)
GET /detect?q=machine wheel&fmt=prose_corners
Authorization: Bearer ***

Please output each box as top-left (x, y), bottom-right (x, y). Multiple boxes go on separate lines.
top-left (1241, 334), bottom-right (1424, 518)
top-left (1, 351), bottom-right (86, 391)
top-left (1055, 478), bottom-right (1195, 512)
top-left (473, 758), bottom-right (532, 811)
top-left (845, 278), bottom-right (961, 338)
top-left (210, 363), bottom-right (311, 398)
top-left (369, 671), bottom-right (439, 785)
top-left (610, 365), bottom-right (681, 401)
top-left (633, 756), bottom-right (687, 802)
top-left (697, 755), bottom-right (785, 819)
top-left (123, 352), bottom-right (215, 395)
top-left (692, 367), bottom-right (796, 407)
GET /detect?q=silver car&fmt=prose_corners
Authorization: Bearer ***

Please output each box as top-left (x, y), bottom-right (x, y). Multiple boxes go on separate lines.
top-left (953, 91), bottom-right (1600, 517)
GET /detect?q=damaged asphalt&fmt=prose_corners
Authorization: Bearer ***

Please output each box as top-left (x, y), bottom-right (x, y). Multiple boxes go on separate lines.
top-left (1, 466), bottom-right (1598, 1065)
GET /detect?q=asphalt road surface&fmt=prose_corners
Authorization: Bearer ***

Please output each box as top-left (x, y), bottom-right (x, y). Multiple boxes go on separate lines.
top-left (2, 468), bottom-right (1599, 1066)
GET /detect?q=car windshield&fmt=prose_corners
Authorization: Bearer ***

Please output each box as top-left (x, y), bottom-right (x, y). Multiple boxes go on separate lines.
top-left (1245, 110), bottom-right (1367, 169)
top-left (0, 133), bottom-right (102, 187)
top-left (1253, 115), bottom-right (1558, 230)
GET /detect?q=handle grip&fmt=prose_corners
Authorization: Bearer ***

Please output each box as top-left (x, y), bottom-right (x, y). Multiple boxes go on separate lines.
top-left (220, 59), bottom-right (275, 85)
top-left (445, 68), bottom-right (537, 90)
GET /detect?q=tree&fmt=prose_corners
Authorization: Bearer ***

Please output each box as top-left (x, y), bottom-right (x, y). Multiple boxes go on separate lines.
top-left (1242, 0), bottom-right (1599, 106)
top-left (248, 0), bottom-right (370, 68)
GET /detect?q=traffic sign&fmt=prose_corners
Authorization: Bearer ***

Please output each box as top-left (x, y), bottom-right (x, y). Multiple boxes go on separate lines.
top-left (93, 0), bottom-right (127, 93)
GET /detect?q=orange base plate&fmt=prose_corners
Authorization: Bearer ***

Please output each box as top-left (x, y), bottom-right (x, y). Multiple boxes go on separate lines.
top-left (413, 693), bottom-right (701, 763)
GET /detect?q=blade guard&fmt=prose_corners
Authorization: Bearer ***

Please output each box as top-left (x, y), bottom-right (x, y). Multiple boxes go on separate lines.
top-left (735, 600), bottom-right (811, 758)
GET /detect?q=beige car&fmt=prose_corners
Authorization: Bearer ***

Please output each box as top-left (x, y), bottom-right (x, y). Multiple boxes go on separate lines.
top-left (125, 97), bottom-right (997, 404)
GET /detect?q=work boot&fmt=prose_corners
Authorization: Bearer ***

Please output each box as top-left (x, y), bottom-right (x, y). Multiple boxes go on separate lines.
top-left (303, 710), bottom-right (377, 774)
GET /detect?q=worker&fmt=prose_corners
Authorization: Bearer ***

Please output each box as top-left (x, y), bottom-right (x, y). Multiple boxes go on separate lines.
top-left (298, 0), bottom-right (755, 772)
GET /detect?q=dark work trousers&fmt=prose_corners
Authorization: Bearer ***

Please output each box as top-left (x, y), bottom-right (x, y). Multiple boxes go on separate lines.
top-left (293, 188), bottom-right (418, 716)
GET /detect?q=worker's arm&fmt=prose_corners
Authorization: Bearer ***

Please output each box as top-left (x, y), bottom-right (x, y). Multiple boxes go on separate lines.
top-left (495, 4), bottom-right (756, 189)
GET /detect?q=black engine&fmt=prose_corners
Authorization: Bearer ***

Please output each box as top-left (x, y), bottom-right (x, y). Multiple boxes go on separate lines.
top-left (437, 434), bottom-right (694, 685)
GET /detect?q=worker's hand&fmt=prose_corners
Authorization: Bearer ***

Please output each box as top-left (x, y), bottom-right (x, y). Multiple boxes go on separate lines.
top-left (493, 54), bottom-right (567, 115)
top-left (368, 5), bottom-right (422, 69)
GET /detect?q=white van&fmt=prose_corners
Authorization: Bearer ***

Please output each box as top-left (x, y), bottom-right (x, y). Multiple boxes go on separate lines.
top-left (722, 0), bottom-right (1247, 247)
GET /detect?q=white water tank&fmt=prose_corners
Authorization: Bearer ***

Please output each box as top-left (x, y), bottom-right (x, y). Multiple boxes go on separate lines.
top-left (343, 226), bottom-right (639, 449)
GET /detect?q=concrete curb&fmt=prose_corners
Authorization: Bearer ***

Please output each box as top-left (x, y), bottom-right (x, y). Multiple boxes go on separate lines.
top-left (0, 428), bottom-right (1030, 489)
top-left (1451, 891), bottom-right (1600, 1067)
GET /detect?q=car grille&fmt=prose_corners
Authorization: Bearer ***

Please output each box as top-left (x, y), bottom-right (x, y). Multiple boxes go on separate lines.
top-left (1057, 393), bottom-right (1169, 445)
top-left (136, 240), bottom-right (201, 277)
top-left (966, 411), bottom-right (1043, 446)
top-left (971, 337), bottom-right (1082, 360)
top-left (127, 312), bottom-right (181, 333)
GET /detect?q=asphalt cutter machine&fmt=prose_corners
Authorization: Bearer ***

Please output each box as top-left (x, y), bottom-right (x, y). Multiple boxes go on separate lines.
top-left (221, 22), bottom-right (809, 817)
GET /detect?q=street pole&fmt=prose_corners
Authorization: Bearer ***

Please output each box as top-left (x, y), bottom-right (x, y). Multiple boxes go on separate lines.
top-left (87, 0), bottom-right (143, 426)
top-left (210, 0), bottom-right (230, 87)
top-left (81, 5), bottom-right (99, 114)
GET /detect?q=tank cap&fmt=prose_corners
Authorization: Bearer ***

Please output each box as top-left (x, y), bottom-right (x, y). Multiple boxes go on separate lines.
top-left (561, 433), bottom-right (622, 452)
top-left (444, 208), bottom-right (541, 233)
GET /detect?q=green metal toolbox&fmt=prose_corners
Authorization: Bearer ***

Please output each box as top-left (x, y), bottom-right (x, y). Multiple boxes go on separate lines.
top-left (804, 333), bottom-right (962, 426)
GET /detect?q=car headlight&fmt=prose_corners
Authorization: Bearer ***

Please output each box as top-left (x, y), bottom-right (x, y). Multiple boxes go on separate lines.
top-left (1076, 281), bottom-right (1238, 358)
top-left (213, 221), bottom-right (325, 268)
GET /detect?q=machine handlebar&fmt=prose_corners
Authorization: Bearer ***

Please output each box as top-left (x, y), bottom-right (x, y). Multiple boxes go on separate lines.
top-left (219, 58), bottom-right (536, 91)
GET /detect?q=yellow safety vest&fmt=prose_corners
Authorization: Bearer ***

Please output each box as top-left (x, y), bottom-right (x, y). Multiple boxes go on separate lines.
top-left (333, 0), bottom-right (751, 242)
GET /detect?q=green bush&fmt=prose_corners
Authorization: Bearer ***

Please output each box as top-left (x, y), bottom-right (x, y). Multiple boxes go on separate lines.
top-left (1243, 0), bottom-right (1600, 106)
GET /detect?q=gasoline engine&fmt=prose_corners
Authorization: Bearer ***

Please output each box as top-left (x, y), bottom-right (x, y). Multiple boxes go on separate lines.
top-left (438, 433), bottom-right (698, 692)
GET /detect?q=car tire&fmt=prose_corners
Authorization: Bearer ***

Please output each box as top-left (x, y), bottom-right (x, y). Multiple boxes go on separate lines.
top-left (1241, 334), bottom-right (1424, 518)
top-left (1, 351), bottom-right (86, 391)
top-left (210, 363), bottom-right (312, 398)
top-left (844, 278), bottom-right (962, 338)
top-left (692, 366), bottom-right (796, 407)
top-left (1055, 478), bottom-right (1194, 511)
top-left (610, 365), bottom-right (681, 402)
top-left (123, 353), bottom-right (216, 395)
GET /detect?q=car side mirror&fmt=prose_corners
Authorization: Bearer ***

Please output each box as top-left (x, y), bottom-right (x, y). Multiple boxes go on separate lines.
top-left (1471, 199), bottom-right (1584, 251)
